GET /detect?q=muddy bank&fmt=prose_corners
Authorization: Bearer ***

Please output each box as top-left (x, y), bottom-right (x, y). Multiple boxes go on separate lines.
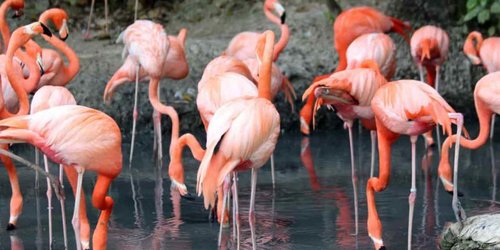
top-left (36, 0), bottom-right (483, 136)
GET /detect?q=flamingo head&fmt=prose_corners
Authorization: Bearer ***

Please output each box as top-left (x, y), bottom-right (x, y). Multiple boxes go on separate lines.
top-left (264, 0), bottom-right (286, 24)
top-left (39, 8), bottom-right (69, 41)
top-left (9, 0), bottom-right (24, 18)
top-left (463, 31), bottom-right (483, 65)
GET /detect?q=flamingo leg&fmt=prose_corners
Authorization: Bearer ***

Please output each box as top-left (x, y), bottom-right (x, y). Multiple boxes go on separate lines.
top-left (218, 175), bottom-right (231, 247)
top-left (0, 145), bottom-right (22, 230)
top-left (152, 84), bottom-right (163, 162)
top-left (418, 65), bottom-right (424, 83)
top-left (435, 65), bottom-right (440, 92)
top-left (84, 0), bottom-right (96, 39)
top-left (407, 135), bottom-right (418, 250)
top-left (59, 164), bottom-right (68, 249)
top-left (134, 0), bottom-right (139, 20)
top-left (249, 168), bottom-right (258, 250)
top-left (43, 155), bottom-right (53, 247)
top-left (35, 149), bottom-right (39, 190)
top-left (436, 125), bottom-right (442, 154)
top-left (490, 114), bottom-right (496, 140)
top-left (490, 144), bottom-right (497, 205)
top-left (346, 122), bottom-right (358, 235)
top-left (370, 130), bottom-right (376, 178)
top-left (64, 166), bottom-right (90, 250)
top-left (104, 0), bottom-right (109, 35)
top-left (232, 172), bottom-right (240, 249)
top-left (129, 65), bottom-right (140, 165)
top-left (270, 154), bottom-right (275, 189)
top-left (91, 175), bottom-right (115, 249)
top-left (71, 168), bottom-right (85, 250)
top-left (449, 113), bottom-right (466, 222)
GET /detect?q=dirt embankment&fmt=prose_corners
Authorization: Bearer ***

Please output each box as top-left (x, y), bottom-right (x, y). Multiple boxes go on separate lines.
top-left (27, 0), bottom-right (483, 137)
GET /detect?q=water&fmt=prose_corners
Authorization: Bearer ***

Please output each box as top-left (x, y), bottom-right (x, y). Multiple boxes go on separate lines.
top-left (0, 126), bottom-right (498, 249)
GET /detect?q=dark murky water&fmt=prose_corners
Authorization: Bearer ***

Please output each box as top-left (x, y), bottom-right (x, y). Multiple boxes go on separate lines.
top-left (0, 125), bottom-right (499, 249)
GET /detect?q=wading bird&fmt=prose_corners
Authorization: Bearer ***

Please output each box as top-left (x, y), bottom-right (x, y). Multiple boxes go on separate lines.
top-left (368, 80), bottom-right (464, 250)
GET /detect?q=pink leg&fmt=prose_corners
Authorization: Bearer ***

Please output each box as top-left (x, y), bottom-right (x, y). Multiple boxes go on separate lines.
top-left (346, 122), bottom-right (358, 235)
top-left (232, 172), bottom-right (240, 248)
top-left (249, 168), bottom-right (258, 250)
top-left (129, 65), bottom-right (140, 165)
top-left (59, 164), bottom-right (68, 249)
top-left (449, 113), bottom-right (466, 222)
top-left (84, 0), bottom-right (96, 40)
top-left (0, 145), bottom-right (22, 230)
top-left (218, 175), bottom-right (231, 247)
top-left (104, 0), bottom-right (109, 35)
top-left (43, 155), bottom-right (53, 247)
top-left (370, 130), bottom-right (377, 178)
top-left (408, 136), bottom-right (418, 250)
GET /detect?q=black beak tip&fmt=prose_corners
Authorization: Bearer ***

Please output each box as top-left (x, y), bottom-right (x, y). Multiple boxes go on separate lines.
top-left (60, 34), bottom-right (68, 41)
top-left (40, 22), bottom-right (52, 37)
top-left (281, 11), bottom-right (286, 24)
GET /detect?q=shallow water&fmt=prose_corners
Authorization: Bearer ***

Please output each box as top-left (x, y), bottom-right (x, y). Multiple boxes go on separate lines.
top-left (0, 126), bottom-right (499, 249)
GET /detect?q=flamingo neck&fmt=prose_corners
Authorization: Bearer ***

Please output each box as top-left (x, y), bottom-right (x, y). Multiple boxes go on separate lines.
top-left (148, 77), bottom-right (179, 154)
top-left (15, 49), bottom-right (40, 93)
top-left (0, 1), bottom-right (12, 51)
top-left (169, 133), bottom-right (205, 187)
top-left (335, 49), bottom-right (348, 72)
top-left (258, 34), bottom-right (274, 100)
top-left (264, 7), bottom-right (281, 25)
top-left (3, 38), bottom-right (32, 118)
top-left (43, 34), bottom-right (80, 84)
top-left (273, 24), bottom-right (289, 61)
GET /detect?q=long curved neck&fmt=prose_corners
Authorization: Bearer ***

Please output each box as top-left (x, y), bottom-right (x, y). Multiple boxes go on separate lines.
top-left (273, 24), bottom-right (289, 61)
top-left (258, 35), bottom-right (274, 100)
top-left (264, 7), bottom-right (281, 25)
top-left (15, 50), bottom-right (40, 93)
top-left (43, 34), bottom-right (80, 82)
top-left (471, 32), bottom-right (483, 53)
top-left (3, 39), bottom-right (31, 117)
top-left (148, 77), bottom-right (179, 154)
top-left (0, 1), bottom-right (12, 51)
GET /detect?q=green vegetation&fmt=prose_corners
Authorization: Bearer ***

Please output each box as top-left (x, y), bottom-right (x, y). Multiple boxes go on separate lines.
top-left (462, 0), bottom-right (500, 35)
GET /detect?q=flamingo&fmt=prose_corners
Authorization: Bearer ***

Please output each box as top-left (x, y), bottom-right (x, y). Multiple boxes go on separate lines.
top-left (368, 80), bottom-right (464, 250)
top-left (0, 0), bottom-right (24, 52)
top-left (300, 32), bottom-right (397, 135)
top-left (0, 22), bottom-right (49, 231)
top-left (302, 62), bottom-right (387, 235)
top-left (463, 31), bottom-right (500, 139)
top-left (224, 0), bottom-right (288, 62)
top-left (438, 72), bottom-right (500, 216)
top-left (103, 22), bottom-right (188, 163)
top-left (410, 25), bottom-right (449, 147)
top-left (0, 105), bottom-right (122, 250)
top-left (84, 0), bottom-right (139, 39)
top-left (30, 85), bottom-right (76, 248)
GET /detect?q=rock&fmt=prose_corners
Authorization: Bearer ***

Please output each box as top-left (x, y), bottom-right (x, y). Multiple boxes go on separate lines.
top-left (440, 214), bottom-right (500, 250)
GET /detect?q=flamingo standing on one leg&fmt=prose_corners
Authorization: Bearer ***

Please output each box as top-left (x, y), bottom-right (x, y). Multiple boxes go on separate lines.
top-left (104, 24), bottom-right (188, 163)
top-left (0, 105), bottom-right (122, 250)
top-left (224, 0), bottom-right (289, 62)
top-left (30, 85), bottom-right (76, 249)
top-left (300, 6), bottom-right (411, 135)
top-left (84, 0), bottom-right (139, 39)
top-left (302, 62), bottom-right (387, 235)
top-left (438, 72), bottom-right (500, 221)
top-left (410, 25), bottom-right (450, 148)
top-left (463, 31), bottom-right (500, 139)
top-left (367, 80), bottom-right (464, 250)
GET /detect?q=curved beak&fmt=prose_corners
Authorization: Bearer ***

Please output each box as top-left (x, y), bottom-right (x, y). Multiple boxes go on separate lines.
top-left (273, 2), bottom-right (286, 24)
top-left (12, 10), bottom-right (23, 18)
top-left (59, 19), bottom-right (69, 41)
top-left (36, 53), bottom-right (45, 75)
top-left (39, 22), bottom-right (52, 37)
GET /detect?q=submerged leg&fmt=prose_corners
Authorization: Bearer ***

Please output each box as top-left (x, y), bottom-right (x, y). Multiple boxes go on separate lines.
top-left (65, 166), bottom-right (90, 250)
top-left (408, 136), bottom-right (418, 250)
top-left (129, 65), bottom-right (140, 165)
top-left (218, 175), bottom-right (231, 247)
top-left (450, 113), bottom-right (466, 222)
top-left (156, 84), bottom-right (163, 162)
top-left (84, 0), bottom-right (96, 39)
top-left (346, 122), bottom-right (358, 235)
top-left (0, 144), bottom-right (22, 230)
top-left (249, 168), bottom-right (258, 250)
top-left (370, 130), bottom-right (376, 178)
top-left (43, 155), bottom-right (53, 247)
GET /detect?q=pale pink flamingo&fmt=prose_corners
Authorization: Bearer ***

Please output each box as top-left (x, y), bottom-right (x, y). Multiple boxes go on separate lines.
top-left (302, 62), bottom-right (387, 235)
top-left (463, 31), bottom-right (500, 139)
top-left (410, 25), bottom-right (450, 148)
top-left (224, 0), bottom-right (288, 62)
top-left (300, 31), bottom-right (398, 135)
top-left (104, 23), bottom-right (188, 163)
top-left (0, 105), bottom-right (122, 250)
top-left (368, 80), bottom-right (464, 249)
top-left (30, 85), bottom-right (76, 248)
top-left (438, 72), bottom-right (500, 222)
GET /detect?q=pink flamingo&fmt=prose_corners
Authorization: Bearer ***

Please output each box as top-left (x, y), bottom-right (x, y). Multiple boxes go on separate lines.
top-left (0, 0), bottom-right (24, 52)
top-left (0, 105), bottom-right (122, 250)
top-left (302, 62), bottom-right (387, 235)
top-left (300, 31), bottom-right (397, 135)
top-left (30, 85), bottom-right (76, 248)
top-left (104, 22), bottom-right (188, 163)
top-left (368, 80), bottom-right (464, 249)
top-left (463, 31), bottom-right (500, 138)
top-left (224, 0), bottom-right (289, 62)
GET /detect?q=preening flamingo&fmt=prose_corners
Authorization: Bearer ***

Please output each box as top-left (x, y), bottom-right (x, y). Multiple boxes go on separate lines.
top-left (463, 31), bottom-right (500, 139)
top-left (368, 80), bottom-right (464, 250)
top-left (302, 62), bottom-right (387, 235)
top-left (30, 85), bottom-right (76, 248)
top-left (0, 105), bottom-right (122, 250)
top-left (301, 32), bottom-right (397, 135)
top-left (438, 72), bottom-right (500, 222)
top-left (410, 25), bottom-right (449, 91)
top-left (104, 22), bottom-right (188, 163)
top-left (224, 0), bottom-right (288, 62)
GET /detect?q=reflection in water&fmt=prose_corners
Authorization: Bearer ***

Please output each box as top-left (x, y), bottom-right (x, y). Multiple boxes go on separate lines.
top-left (10, 235), bottom-right (24, 250)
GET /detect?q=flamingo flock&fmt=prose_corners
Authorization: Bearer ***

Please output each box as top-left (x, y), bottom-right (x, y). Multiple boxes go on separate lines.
top-left (0, 0), bottom-right (497, 249)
